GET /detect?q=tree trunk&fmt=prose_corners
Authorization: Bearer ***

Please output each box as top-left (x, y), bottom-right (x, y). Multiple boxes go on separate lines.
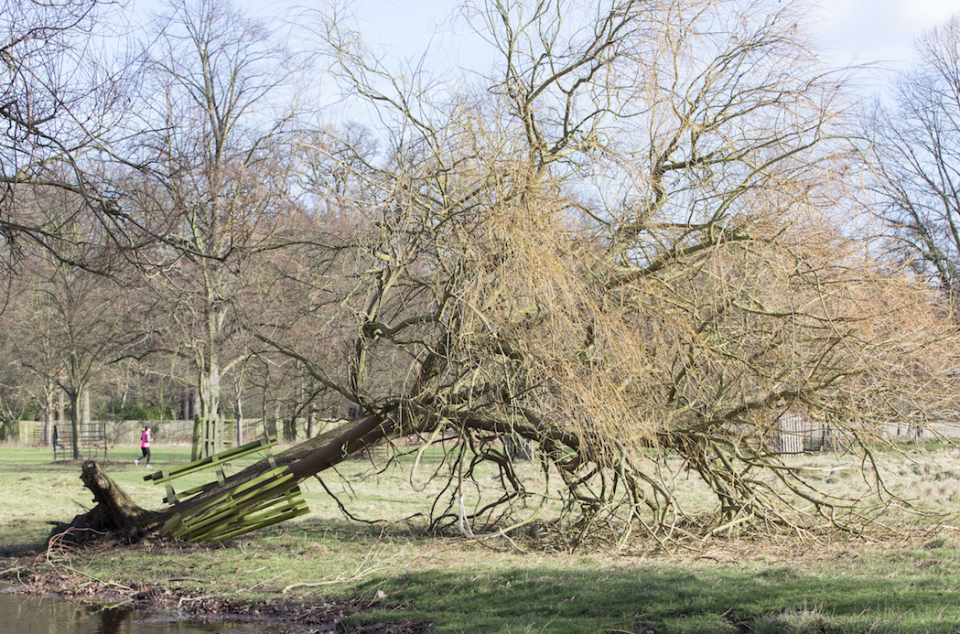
top-left (233, 365), bottom-right (247, 447)
top-left (82, 390), bottom-right (90, 431)
top-left (235, 400), bottom-right (244, 447)
top-left (196, 364), bottom-right (223, 459)
top-left (191, 415), bottom-right (202, 461)
top-left (51, 461), bottom-right (163, 547)
top-left (70, 390), bottom-right (82, 460)
top-left (42, 392), bottom-right (53, 446)
top-left (52, 414), bottom-right (400, 545)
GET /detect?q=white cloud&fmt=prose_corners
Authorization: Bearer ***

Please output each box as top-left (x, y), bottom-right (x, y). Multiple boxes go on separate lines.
top-left (812, 0), bottom-right (960, 70)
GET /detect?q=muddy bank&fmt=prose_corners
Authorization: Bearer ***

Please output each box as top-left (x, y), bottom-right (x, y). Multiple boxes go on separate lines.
top-left (1, 555), bottom-right (430, 634)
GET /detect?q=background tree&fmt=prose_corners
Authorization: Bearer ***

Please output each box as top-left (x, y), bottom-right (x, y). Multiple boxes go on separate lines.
top-left (0, 322), bottom-right (33, 442)
top-left (11, 252), bottom-right (137, 458)
top-left (0, 0), bottom-right (140, 273)
top-left (1, 276), bottom-right (65, 446)
top-left (118, 0), bottom-right (300, 458)
top-left (871, 14), bottom-right (960, 309)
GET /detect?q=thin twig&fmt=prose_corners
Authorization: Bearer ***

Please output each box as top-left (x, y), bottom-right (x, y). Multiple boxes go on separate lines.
top-left (281, 567), bottom-right (388, 593)
top-left (244, 570), bottom-right (290, 592)
top-left (282, 544), bottom-right (382, 594)
top-left (57, 565), bottom-right (133, 591)
top-left (178, 595), bottom-right (212, 608)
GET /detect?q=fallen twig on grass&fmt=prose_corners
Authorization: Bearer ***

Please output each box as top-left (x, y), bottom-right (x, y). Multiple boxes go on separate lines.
top-left (244, 571), bottom-right (290, 592)
top-left (790, 463), bottom-right (856, 473)
top-left (56, 564), bottom-right (134, 592)
top-left (167, 577), bottom-right (208, 584)
top-left (177, 594), bottom-right (212, 608)
top-left (280, 567), bottom-right (388, 593)
top-left (46, 527), bottom-right (104, 559)
top-left (282, 545), bottom-right (384, 594)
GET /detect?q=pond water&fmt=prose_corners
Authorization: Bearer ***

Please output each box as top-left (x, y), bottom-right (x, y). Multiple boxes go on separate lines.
top-left (0, 588), bottom-right (287, 634)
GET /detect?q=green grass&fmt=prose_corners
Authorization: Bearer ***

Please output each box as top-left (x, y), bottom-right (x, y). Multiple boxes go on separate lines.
top-left (5, 444), bottom-right (960, 633)
top-left (348, 556), bottom-right (960, 634)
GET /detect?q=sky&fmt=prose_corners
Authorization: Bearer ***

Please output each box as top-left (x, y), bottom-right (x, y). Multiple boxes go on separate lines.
top-left (811, 0), bottom-right (960, 76)
top-left (304, 0), bottom-right (960, 92)
top-left (134, 0), bottom-right (960, 94)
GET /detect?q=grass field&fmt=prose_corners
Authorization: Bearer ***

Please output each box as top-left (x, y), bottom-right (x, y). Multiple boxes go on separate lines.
top-left (3, 443), bottom-right (960, 633)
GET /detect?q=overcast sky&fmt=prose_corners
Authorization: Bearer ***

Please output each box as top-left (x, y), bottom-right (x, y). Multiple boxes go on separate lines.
top-left (325, 0), bottom-right (960, 88)
top-left (137, 0), bottom-right (960, 94)
top-left (811, 0), bottom-right (959, 73)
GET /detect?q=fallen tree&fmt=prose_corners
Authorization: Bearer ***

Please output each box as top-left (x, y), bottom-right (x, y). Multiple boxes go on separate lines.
top-left (57, 256), bottom-right (960, 548)
top-left (53, 0), bottom-right (960, 549)
top-left (54, 414), bottom-right (393, 545)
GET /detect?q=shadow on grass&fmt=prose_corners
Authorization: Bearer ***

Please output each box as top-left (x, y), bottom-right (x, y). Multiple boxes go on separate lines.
top-left (339, 557), bottom-right (960, 634)
top-left (243, 518), bottom-right (960, 634)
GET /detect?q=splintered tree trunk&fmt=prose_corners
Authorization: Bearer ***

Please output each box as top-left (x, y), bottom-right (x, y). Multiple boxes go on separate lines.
top-left (54, 414), bottom-right (402, 545)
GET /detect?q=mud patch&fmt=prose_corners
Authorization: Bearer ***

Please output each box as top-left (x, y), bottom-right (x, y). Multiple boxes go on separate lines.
top-left (2, 557), bottom-right (430, 634)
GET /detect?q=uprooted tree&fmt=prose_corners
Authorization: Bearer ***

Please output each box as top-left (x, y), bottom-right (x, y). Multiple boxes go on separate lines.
top-left (57, 0), bottom-right (960, 548)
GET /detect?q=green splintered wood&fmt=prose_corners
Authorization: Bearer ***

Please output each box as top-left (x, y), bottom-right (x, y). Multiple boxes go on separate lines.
top-left (149, 437), bottom-right (311, 542)
top-left (168, 492), bottom-right (308, 542)
top-left (160, 466), bottom-right (310, 543)
top-left (183, 502), bottom-right (309, 543)
top-left (170, 472), bottom-right (295, 533)
top-left (148, 436), bottom-right (281, 511)
top-left (145, 436), bottom-right (278, 483)
top-left (161, 467), bottom-right (285, 533)
top-left (163, 480), bottom-right (220, 504)
top-left (211, 504), bottom-right (309, 542)
top-left (177, 492), bottom-right (309, 542)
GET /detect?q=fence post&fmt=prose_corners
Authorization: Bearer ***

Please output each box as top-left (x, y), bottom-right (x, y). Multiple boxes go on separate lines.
top-left (779, 414), bottom-right (803, 454)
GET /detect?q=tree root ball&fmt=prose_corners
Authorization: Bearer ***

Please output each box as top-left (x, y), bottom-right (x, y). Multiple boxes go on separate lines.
top-left (49, 461), bottom-right (163, 547)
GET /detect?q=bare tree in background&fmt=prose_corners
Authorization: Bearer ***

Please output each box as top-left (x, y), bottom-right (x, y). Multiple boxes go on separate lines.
top-left (11, 251), bottom-right (138, 459)
top-left (871, 15), bottom-right (960, 309)
top-left (0, 0), bottom-right (142, 273)
top-left (1, 276), bottom-right (65, 447)
top-left (0, 309), bottom-right (34, 442)
top-left (116, 0), bottom-right (301, 458)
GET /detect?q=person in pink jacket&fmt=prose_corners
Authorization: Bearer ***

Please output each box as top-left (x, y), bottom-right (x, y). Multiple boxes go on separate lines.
top-left (135, 425), bottom-right (152, 468)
